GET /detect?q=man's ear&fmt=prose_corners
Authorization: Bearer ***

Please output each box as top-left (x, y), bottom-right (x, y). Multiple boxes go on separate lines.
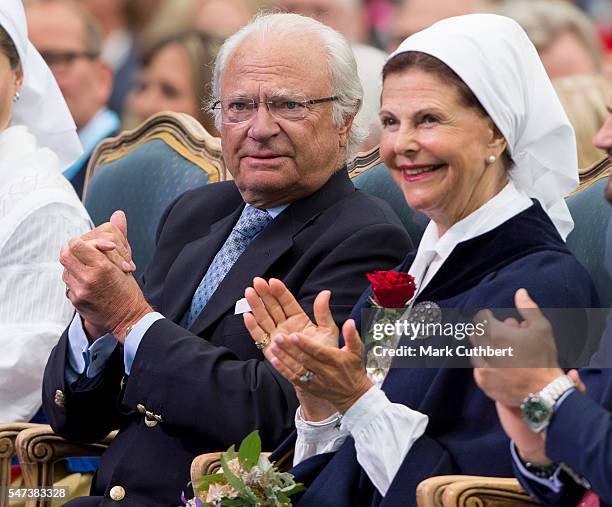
top-left (95, 60), bottom-right (114, 106)
top-left (338, 108), bottom-right (358, 149)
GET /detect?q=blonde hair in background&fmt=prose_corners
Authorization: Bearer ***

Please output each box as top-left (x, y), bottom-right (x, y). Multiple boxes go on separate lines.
top-left (139, 0), bottom-right (200, 46)
top-left (553, 74), bottom-right (612, 169)
top-left (496, 0), bottom-right (602, 70)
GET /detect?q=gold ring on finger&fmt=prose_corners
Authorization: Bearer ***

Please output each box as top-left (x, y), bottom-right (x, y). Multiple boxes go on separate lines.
top-left (255, 333), bottom-right (271, 350)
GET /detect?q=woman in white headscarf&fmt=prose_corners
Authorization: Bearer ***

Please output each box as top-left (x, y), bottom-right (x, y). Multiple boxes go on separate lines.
top-left (0, 0), bottom-right (92, 423)
top-left (240, 14), bottom-right (598, 506)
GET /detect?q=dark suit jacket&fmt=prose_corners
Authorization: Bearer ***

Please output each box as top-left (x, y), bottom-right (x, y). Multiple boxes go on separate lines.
top-left (42, 169), bottom-right (412, 507)
top-left (272, 201), bottom-right (598, 507)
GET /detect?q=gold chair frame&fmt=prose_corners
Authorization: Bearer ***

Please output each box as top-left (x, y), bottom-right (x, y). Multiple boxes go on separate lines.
top-left (82, 111), bottom-right (228, 201)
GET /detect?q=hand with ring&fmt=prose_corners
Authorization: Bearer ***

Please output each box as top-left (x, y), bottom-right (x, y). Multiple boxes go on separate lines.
top-left (243, 278), bottom-right (349, 420)
top-left (267, 318), bottom-right (373, 416)
top-left (298, 370), bottom-right (314, 383)
top-left (243, 277), bottom-right (340, 360)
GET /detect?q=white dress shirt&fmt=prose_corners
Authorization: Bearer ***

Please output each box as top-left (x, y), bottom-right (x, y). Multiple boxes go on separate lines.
top-left (0, 125), bottom-right (91, 422)
top-left (293, 181), bottom-right (534, 496)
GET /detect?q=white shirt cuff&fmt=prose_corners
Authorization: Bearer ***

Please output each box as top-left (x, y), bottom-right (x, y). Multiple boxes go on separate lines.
top-left (67, 314), bottom-right (116, 380)
top-left (293, 406), bottom-right (348, 466)
top-left (341, 385), bottom-right (429, 497)
top-left (67, 314), bottom-right (90, 374)
top-left (123, 312), bottom-right (165, 374)
top-left (341, 385), bottom-right (391, 435)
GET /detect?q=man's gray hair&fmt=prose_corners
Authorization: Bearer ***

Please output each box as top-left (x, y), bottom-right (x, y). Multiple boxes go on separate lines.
top-left (211, 12), bottom-right (368, 160)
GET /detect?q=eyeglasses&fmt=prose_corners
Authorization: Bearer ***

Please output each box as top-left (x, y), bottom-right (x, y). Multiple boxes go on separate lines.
top-left (210, 95), bottom-right (338, 124)
top-left (39, 51), bottom-right (99, 71)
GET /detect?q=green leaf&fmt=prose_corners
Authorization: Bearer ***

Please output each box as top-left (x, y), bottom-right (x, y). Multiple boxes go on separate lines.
top-left (196, 473), bottom-right (226, 492)
top-left (238, 430), bottom-right (261, 469)
top-left (283, 483), bottom-right (306, 496)
top-left (219, 455), bottom-right (259, 505)
top-left (220, 498), bottom-right (256, 507)
top-left (220, 453), bottom-right (248, 496)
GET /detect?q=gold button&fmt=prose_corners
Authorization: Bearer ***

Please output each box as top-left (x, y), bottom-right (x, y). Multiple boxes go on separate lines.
top-left (54, 389), bottom-right (65, 408)
top-left (109, 485), bottom-right (125, 501)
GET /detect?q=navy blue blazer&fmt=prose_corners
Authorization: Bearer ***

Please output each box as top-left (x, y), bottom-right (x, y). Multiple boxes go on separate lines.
top-left (516, 359), bottom-right (612, 505)
top-left (42, 169), bottom-right (413, 507)
top-left (274, 201), bottom-right (598, 507)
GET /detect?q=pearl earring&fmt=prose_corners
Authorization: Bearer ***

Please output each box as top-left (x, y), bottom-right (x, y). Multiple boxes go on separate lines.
top-left (12, 92), bottom-right (20, 103)
top-left (486, 155), bottom-right (496, 164)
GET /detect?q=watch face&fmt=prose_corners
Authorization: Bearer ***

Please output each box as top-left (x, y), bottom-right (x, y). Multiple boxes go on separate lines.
top-left (521, 394), bottom-right (552, 432)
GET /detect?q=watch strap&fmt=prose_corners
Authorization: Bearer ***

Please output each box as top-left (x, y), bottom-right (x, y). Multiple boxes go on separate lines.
top-left (523, 459), bottom-right (559, 479)
top-left (541, 374), bottom-right (576, 405)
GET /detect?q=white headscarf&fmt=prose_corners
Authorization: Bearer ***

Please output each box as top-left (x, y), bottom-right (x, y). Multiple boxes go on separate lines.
top-left (388, 14), bottom-right (578, 239)
top-left (0, 0), bottom-right (82, 171)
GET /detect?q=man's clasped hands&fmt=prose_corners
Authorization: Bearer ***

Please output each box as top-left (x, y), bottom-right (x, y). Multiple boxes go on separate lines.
top-left (61, 209), bottom-right (375, 422)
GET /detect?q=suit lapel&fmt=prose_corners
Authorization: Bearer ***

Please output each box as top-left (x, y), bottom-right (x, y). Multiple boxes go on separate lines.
top-left (182, 168), bottom-right (356, 336)
top-left (162, 205), bottom-right (244, 323)
top-left (188, 212), bottom-right (299, 335)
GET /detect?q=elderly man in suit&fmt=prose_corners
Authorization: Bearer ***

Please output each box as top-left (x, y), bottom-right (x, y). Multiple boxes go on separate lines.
top-left (42, 12), bottom-right (412, 507)
top-left (474, 103), bottom-right (612, 504)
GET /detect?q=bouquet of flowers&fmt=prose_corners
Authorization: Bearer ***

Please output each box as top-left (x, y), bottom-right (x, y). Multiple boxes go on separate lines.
top-left (184, 431), bottom-right (304, 507)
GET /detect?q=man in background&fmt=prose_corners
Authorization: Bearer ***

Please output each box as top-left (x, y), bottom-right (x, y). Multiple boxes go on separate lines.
top-left (26, 0), bottom-right (119, 198)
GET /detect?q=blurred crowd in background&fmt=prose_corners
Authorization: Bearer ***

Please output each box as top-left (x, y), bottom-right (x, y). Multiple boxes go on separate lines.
top-left (23, 0), bottom-right (612, 168)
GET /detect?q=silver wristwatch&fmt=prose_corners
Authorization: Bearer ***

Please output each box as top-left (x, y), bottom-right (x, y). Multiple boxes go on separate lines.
top-left (521, 375), bottom-right (576, 433)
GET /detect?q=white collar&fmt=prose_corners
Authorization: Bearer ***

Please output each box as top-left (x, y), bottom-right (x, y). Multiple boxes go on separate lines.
top-left (244, 202), bottom-right (289, 219)
top-left (409, 181), bottom-right (532, 295)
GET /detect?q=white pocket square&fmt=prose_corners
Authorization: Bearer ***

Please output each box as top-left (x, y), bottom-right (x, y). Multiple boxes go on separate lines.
top-left (234, 297), bottom-right (252, 315)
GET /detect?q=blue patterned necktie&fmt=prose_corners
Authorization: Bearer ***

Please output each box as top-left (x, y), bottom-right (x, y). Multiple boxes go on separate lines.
top-left (185, 206), bottom-right (273, 328)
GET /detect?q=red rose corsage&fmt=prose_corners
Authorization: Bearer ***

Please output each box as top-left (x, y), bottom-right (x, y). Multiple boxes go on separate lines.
top-left (366, 270), bottom-right (416, 308)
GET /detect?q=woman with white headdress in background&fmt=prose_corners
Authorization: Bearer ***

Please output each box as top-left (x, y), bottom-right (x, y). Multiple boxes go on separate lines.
top-left (0, 0), bottom-right (92, 423)
top-left (242, 13), bottom-right (599, 506)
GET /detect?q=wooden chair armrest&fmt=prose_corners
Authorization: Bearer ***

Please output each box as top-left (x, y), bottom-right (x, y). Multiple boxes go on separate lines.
top-left (15, 425), bottom-right (117, 506)
top-left (441, 476), bottom-right (538, 507)
top-left (190, 452), bottom-right (223, 483)
top-left (417, 475), bottom-right (485, 507)
top-left (190, 452), bottom-right (272, 496)
top-left (0, 423), bottom-right (42, 507)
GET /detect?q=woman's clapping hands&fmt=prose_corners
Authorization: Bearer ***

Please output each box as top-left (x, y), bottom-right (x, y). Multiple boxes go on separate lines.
top-left (244, 278), bottom-right (372, 418)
